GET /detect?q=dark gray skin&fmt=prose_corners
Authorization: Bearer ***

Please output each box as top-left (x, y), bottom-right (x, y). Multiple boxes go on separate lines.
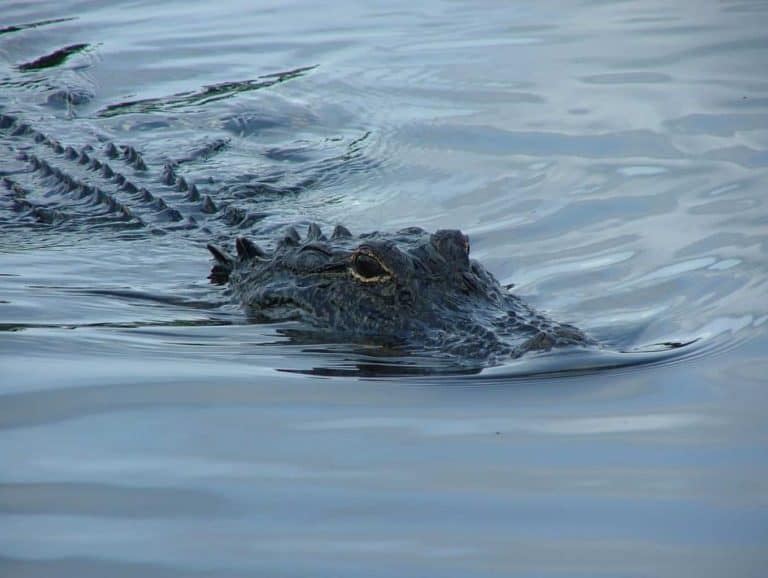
top-left (208, 223), bottom-right (593, 361)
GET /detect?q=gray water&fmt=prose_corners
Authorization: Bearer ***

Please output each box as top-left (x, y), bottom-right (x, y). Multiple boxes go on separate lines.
top-left (1, 0), bottom-right (767, 576)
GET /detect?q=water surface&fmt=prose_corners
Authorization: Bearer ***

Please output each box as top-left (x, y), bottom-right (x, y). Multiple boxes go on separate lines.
top-left (1, 0), bottom-right (767, 576)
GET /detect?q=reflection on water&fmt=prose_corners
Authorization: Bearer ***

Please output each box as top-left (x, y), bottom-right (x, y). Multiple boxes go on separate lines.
top-left (1, 0), bottom-right (768, 576)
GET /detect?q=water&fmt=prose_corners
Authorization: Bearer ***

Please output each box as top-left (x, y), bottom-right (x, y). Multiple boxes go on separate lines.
top-left (1, 0), bottom-right (767, 576)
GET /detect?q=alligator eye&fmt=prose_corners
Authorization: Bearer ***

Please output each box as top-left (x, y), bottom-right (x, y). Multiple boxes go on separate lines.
top-left (351, 253), bottom-right (389, 281)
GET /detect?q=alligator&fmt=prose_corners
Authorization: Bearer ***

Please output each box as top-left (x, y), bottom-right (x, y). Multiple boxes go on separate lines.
top-left (0, 16), bottom-right (602, 366)
top-left (0, 109), bottom-right (593, 363)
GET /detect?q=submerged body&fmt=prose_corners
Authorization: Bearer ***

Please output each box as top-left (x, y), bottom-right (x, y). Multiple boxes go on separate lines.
top-left (208, 224), bottom-right (593, 361)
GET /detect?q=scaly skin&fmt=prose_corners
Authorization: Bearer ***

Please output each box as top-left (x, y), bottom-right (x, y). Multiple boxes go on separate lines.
top-left (208, 225), bottom-right (593, 361)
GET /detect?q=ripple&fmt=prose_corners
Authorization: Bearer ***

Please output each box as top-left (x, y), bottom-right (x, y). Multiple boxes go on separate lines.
top-left (582, 72), bottom-right (672, 84)
top-left (0, 17), bottom-right (76, 37)
top-left (16, 43), bottom-right (91, 72)
top-left (631, 257), bottom-right (719, 285)
top-left (666, 113), bottom-right (768, 137)
top-left (1, 1), bottom-right (768, 577)
top-left (405, 123), bottom-right (683, 159)
top-left (0, 482), bottom-right (228, 517)
top-left (98, 66), bottom-right (317, 117)
top-left (301, 412), bottom-right (717, 436)
top-left (616, 165), bottom-right (668, 176)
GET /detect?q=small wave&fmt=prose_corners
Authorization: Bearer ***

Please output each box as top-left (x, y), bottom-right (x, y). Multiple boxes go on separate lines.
top-left (16, 43), bottom-right (91, 72)
top-left (0, 17), bottom-right (76, 37)
top-left (98, 66), bottom-right (317, 117)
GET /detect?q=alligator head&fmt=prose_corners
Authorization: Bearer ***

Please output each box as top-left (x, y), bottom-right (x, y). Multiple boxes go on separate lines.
top-left (208, 224), bottom-right (591, 361)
